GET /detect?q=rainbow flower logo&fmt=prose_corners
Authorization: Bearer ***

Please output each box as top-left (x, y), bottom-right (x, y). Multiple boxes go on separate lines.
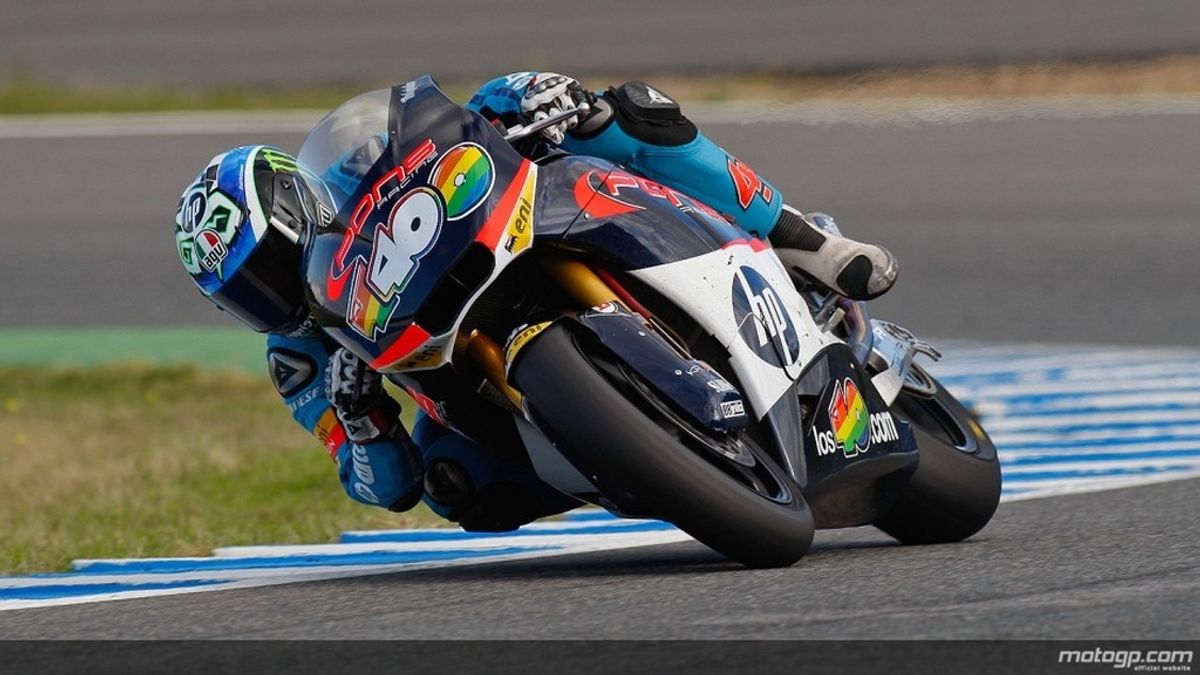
top-left (430, 142), bottom-right (494, 220)
top-left (829, 377), bottom-right (870, 457)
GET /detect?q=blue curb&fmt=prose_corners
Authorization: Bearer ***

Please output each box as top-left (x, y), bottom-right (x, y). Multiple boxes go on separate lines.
top-left (0, 579), bottom-right (226, 601)
top-left (340, 520), bottom-right (673, 543)
top-left (1002, 464), bottom-right (1193, 482)
top-left (73, 545), bottom-right (555, 575)
top-left (1003, 448), bottom-right (1200, 465)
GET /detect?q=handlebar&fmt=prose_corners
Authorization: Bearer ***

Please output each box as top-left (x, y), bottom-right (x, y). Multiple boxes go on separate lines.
top-left (502, 102), bottom-right (591, 143)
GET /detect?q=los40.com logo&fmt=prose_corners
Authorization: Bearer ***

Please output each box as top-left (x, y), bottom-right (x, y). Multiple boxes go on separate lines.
top-left (814, 377), bottom-right (900, 459)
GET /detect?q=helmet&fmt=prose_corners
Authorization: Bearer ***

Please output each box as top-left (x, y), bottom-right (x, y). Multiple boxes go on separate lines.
top-left (174, 145), bottom-right (332, 333)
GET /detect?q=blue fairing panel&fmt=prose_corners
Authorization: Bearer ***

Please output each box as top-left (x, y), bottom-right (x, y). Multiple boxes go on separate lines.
top-left (532, 154), bottom-right (758, 270)
top-left (562, 128), bottom-right (783, 238)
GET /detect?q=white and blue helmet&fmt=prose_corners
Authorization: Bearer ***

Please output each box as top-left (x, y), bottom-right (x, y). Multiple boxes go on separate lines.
top-left (174, 145), bottom-right (331, 332)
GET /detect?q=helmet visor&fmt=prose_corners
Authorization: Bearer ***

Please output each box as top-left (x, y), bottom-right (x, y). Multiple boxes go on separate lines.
top-left (207, 227), bottom-right (306, 333)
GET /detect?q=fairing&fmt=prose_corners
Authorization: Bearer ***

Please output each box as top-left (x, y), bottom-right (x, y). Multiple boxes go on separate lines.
top-left (299, 76), bottom-right (539, 370)
top-left (547, 160), bottom-right (754, 268)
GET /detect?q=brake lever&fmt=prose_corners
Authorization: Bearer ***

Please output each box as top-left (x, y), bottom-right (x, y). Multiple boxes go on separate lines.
top-left (503, 103), bottom-right (591, 143)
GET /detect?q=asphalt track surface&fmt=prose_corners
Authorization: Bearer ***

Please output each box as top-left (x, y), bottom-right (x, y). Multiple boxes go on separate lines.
top-left (4, 1), bottom-right (1200, 88)
top-left (0, 477), bottom-right (1195, 639)
top-left (1, 103), bottom-right (1197, 345)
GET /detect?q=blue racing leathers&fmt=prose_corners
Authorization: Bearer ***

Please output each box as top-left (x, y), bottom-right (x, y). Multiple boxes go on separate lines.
top-left (266, 325), bottom-right (577, 529)
top-left (266, 330), bottom-right (422, 510)
top-left (467, 72), bottom-right (785, 237)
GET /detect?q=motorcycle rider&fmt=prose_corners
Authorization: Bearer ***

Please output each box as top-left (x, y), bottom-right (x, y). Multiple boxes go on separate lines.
top-left (173, 72), bottom-right (898, 531)
top-left (467, 72), bottom-right (896, 299)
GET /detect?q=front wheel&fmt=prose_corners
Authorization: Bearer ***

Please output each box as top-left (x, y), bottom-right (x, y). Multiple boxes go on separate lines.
top-left (874, 365), bottom-right (1001, 544)
top-left (513, 323), bottom-right (814, 568)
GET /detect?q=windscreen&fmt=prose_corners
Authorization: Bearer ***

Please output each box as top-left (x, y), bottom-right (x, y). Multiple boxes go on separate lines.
top-left (297, 88), bottom-right (391, 209)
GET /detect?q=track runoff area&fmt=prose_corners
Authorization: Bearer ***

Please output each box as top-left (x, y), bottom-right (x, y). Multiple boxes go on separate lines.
top-left (2, 341), bottom-right (1199, 611)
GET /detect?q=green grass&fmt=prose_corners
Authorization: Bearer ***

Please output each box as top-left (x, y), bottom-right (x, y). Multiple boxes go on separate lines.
top-left (0, 77), bottom-right (357, 115)
top-left (0, 326), bottom-right (266, 372)
top-left (0, 75), bottom-right (475, 115)
top-left (0, 363), bottom-right (442, 574)
top-left (5, 56), bottom-right (1200, 115)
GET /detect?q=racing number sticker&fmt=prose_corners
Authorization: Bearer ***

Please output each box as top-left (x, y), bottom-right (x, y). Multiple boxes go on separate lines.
top-left (727, 157), bottom-right (774, 210)
top-left (346, 187), bottom-right (445, 340)
top-left (367, 187), bottom-right (444, 300)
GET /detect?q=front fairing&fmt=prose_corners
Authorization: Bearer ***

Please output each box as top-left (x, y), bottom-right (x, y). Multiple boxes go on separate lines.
top-left (299, 76), bottom-right (533, 367)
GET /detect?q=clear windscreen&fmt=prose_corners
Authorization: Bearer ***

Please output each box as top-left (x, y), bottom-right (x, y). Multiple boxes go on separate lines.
top-left (297, 88), bottom-right (392, 210)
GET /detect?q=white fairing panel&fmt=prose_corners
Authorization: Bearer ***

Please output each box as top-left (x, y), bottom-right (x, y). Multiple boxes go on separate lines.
top-left (631, 243), bottom-right (839, 419)
top-left (514, 415), bottom-right (599, 495)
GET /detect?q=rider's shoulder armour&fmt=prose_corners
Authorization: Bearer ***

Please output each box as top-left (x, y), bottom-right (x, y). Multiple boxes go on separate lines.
top-left (573, 81), bottom-right (698, 147)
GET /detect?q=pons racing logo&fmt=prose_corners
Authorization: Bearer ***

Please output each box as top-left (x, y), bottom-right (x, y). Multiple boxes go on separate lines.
top-left (326, 139), bottom-right (440, 340)
top-left (730, 266), bottom-right (800, 368)
top-left (572, 168), bottom-right (726, 220)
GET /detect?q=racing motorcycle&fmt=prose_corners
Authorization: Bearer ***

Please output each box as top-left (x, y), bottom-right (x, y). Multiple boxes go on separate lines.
top-left (297, 76), bottom-right (1001, 567)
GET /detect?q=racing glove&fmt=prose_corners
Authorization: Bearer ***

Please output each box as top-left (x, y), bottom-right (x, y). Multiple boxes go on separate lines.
top-left (325, 347), bottom-right (400, 444)
top-left (519, 73), bottom-right (595, 145)
top-left (325, 347), bottom-right (423, 512)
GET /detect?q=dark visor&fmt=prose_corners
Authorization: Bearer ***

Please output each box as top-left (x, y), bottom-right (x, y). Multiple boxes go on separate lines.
top-left (207, 227), bottom-right (307, 333)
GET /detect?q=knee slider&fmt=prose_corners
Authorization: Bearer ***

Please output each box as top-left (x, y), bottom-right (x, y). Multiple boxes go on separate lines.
top-left (386, 485), bottom-right (424, 513)
top-left (423, 458), bottom-right (474, 508)
top-left (596, 81), bottom-right (698, 147)
top-left (423, 459), bottom-right (541, 532)
top-left (454, 482), bottom-right (544, 533)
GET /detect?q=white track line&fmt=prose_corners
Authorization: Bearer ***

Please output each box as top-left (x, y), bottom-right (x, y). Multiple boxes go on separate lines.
top-left (0, 528), bottom-right (690, 612)
top-left (991, 425), bottom-right (1200, 446)
top-left (0, 110), bottom-right (323, 139)
top-left (984, 409), bottom-right (1200, 432)
top-left (998, 440), bottom-right (1200, 457)
top-left (3, 95), bottom-right (1200, 139)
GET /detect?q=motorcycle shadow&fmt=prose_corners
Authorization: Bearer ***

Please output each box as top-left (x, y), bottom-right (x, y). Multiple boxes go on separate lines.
top-left (363, 529), bottom-right (910, 584)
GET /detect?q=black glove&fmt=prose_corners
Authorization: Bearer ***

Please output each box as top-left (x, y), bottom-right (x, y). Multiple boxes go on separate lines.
top-left (325, 347), bottom-right (400, 444)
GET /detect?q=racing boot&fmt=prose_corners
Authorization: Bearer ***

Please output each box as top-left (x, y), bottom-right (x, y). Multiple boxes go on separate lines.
top-left (769, 206), bottom-right (898, 300)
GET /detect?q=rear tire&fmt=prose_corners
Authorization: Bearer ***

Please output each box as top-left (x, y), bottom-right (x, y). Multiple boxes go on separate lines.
top-left (513, 323), bottom-right (814, 568)
top-left (874, 365), bottom-right (1001, 544)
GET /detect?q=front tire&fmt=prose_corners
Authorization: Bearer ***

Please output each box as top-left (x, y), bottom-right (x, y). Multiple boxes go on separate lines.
top-left (874, 365), bottom-right (1001, 544)
top-left (513, 323), bottom-right (815, 568)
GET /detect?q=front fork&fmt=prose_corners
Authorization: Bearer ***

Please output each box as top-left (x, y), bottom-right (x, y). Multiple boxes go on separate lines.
top-left (464, 257), bottom-right (621, 409)
top-left (807, 287), bottom-right (942, 406)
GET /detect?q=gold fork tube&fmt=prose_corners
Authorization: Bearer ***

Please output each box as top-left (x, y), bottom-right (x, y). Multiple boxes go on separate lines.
top-left (465, 330), bottom-right (524, 409)
top-left (540, 258), bottom-right (619, 309)
top-left (467, 258), bottom-right (620, 410)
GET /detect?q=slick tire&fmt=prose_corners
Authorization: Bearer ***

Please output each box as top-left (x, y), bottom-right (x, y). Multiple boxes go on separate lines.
top-left (874, 365), bottom-right (1001, 544)
top-left (513, 323), bottom-right (814, 568)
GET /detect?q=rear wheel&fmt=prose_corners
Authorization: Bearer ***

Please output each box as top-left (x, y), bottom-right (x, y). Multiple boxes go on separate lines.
top-left (513, 323), bottom-right (814, 568)
top-left (874, 364), bottom-right (1001, 544)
